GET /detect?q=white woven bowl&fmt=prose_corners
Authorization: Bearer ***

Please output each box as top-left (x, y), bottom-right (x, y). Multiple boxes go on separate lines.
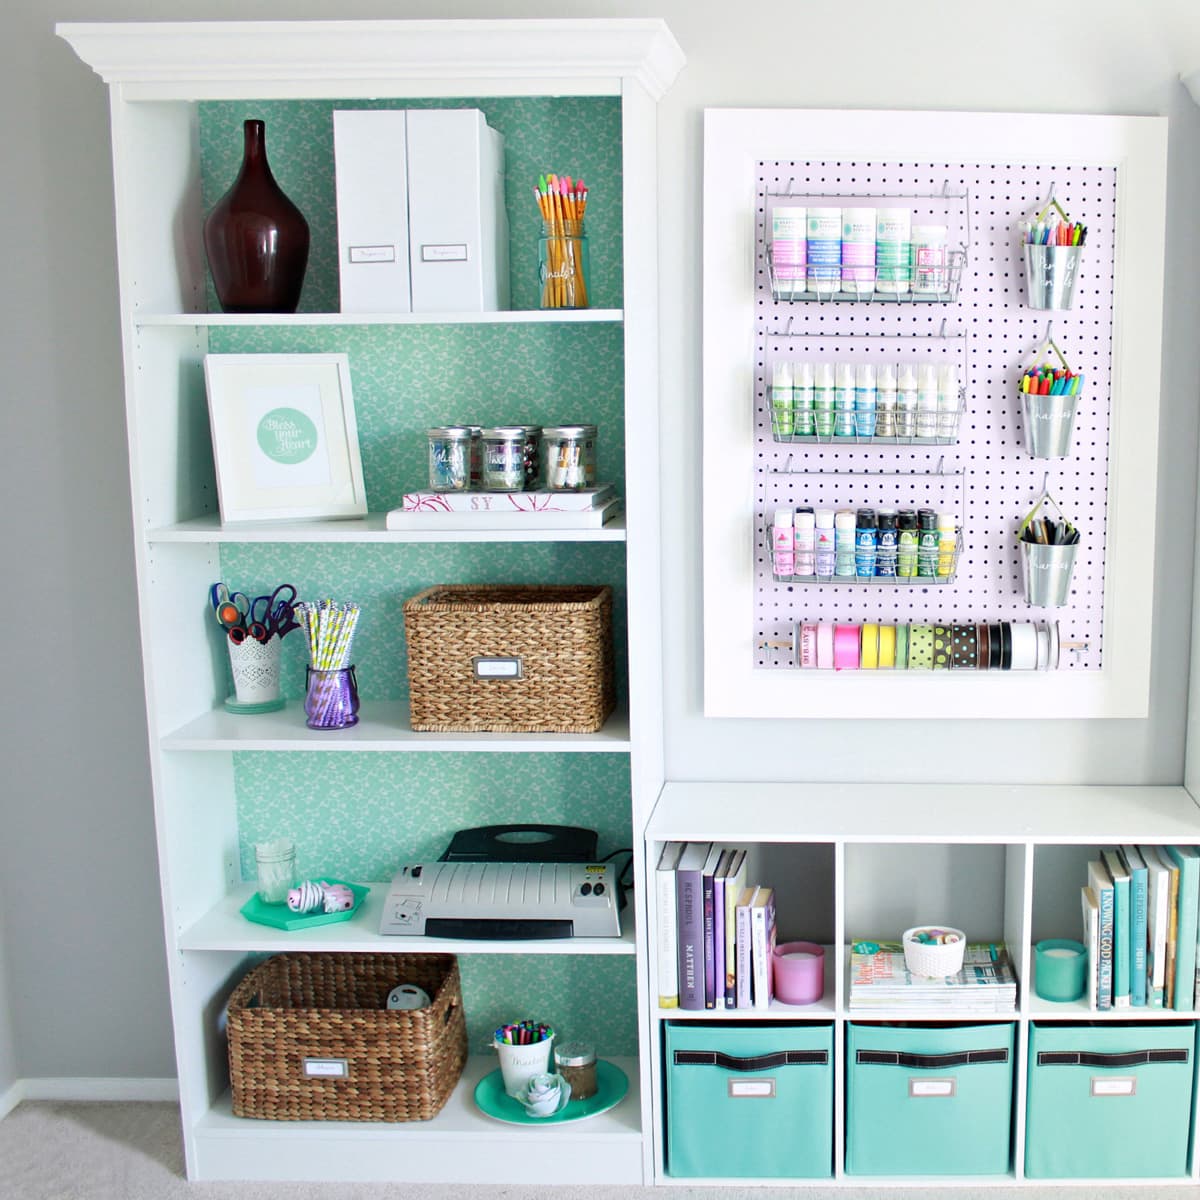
top-left (902, 926), bottom-right (966, 977)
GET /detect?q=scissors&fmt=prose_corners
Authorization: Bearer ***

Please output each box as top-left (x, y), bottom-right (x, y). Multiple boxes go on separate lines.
top-left (210, 582), bottom-right (251, 632)
top-left (248, 584), bottom-right (300, 640)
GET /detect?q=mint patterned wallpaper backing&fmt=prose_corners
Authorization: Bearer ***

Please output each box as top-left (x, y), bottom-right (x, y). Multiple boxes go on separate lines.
top-left (235, 750), bottom-right (636, 1054)
top-left (202, 98), bottom-right (635, 1056)
top-left (199, 96), bottom-right (623, 312)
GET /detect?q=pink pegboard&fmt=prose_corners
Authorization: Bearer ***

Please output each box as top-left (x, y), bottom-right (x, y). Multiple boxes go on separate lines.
top-left (752, 161), bottom-right (1116, 670)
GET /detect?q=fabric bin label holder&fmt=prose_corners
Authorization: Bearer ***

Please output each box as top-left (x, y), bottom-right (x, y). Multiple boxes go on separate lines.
top-left (856, 1047), bottom-right (1008, 1099)
top-left (1036, 1046), bottom-right (1189, 1098)
top-left (674, 1048), bottom-right (829, 1100)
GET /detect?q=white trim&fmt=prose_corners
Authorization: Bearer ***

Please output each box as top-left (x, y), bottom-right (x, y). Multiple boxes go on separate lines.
top-left (0, 1080), bottom-right (24, 1121)
top-left (702, 108), bottom-right (1168, 720)
top-left (56, 20), bottom-right (685, 101)
top-left (19, 1077), bottom-right (179, 1103)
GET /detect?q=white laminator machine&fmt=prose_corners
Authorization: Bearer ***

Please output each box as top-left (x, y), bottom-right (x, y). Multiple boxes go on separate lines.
top-left (379, 861), bottom-right (621, 940)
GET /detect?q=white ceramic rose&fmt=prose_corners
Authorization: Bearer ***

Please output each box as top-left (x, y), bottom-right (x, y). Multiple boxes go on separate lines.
top-left (517, 1071), bottom-right (572, 1118)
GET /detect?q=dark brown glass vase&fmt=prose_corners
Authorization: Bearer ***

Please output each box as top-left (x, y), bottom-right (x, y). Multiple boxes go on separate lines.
top-left (203, 119), bottom-right (310, 313)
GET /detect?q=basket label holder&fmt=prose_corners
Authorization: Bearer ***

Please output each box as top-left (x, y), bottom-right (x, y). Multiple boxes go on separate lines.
top-left (304, 1058), bottom-right (350, 1078)
top-left (473, 655), bottom-right (523, 680)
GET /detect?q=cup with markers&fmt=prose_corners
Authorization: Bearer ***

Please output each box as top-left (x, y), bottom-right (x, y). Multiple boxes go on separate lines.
top-left (1019, 195), bottom-right (1086, 310)
top-left (1018, 489), bottom-right (1080, 610)
top-left (493, 1021), bottom-right (556, 1099)
top-left (1019, 334), bottom-right (1084, 459)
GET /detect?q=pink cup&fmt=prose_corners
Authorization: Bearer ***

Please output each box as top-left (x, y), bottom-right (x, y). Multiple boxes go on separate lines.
top-left (773, 941), bottom-right (825, 1005)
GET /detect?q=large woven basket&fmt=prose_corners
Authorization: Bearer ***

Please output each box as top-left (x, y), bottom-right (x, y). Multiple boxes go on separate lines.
top-left (227, 952), bottom-right (467, 1122)
top-left (403, 584), bottom-right (615, 733)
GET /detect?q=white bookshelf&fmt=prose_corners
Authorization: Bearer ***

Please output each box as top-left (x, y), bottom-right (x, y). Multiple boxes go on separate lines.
top-left (59, 17), bottom-right (682, 1186)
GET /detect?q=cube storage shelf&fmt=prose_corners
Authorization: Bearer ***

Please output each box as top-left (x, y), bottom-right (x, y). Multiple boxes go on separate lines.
top-left (59, 17), bottom-right (683, 1187)
top-left (645, 782), bottom-right (1200, 1186)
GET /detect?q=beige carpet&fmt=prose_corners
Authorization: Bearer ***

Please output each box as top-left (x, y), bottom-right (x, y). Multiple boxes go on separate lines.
top-left (0, 1101), bottom-right (1191, 1199)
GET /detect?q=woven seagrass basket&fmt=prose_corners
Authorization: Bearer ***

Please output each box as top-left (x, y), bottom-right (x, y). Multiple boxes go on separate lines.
top-left (227, 952), bottom-right (467, 1122)
top-left (403, 583), bottom-right (615, 733)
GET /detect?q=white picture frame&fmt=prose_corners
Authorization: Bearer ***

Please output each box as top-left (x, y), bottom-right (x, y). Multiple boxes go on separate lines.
top-left (203, 353), bottom-right (367, 523)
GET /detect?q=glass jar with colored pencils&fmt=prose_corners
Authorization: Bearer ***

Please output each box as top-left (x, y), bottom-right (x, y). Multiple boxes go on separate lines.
top-left (535, 173), bottom-right (589, 309)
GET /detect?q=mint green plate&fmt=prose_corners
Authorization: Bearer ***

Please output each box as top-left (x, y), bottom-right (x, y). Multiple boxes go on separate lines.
top-left (474, 1060), bottom-right (628, 1126)
top-left (239, 880), bottom-right (370, 930)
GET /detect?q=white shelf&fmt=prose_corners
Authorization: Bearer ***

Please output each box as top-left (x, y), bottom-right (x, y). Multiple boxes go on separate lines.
top-left (148, 512), bottom-right (627, 543)
top-left (134, 308), bottom-right (623, 327)
top-left (178, 882), bottom-right (637, 954)
top-left (1027, 994), bottom-right (1199, 1020)
top-left (650, 782), bottom-right (1200, 844)
top-left (160, 701), bottom-right (631, 752)
top-left (191, 1055), bottom-right (642, 1184)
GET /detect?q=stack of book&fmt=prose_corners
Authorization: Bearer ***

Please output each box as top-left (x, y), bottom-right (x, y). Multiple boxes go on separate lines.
top-left (655, 842), bottom-right (782, 1010)
top-left (848, 941), bottom-right (1018, 1013)
top-left (385, 485), bottom-right (620, 530)
top-left (1079, 846), bottom-right (1199, 1011)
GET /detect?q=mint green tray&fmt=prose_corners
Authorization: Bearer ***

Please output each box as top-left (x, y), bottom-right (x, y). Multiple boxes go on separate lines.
top-left (239, 880), bottom-right (370, 930)
top-left (474, 1060), bottom-right (628, 1126)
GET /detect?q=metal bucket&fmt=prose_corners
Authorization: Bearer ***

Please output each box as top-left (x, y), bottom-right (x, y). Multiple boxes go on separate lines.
top-left (1019, 541), bottom-right (1079, 608)
top-left (1024, 244), bottom-right (1082, 310)
top-left (1022, 391), bottom-right (1078, 458)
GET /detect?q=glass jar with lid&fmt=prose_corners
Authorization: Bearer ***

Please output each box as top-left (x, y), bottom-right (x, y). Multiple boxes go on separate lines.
top-left (519, 425), bottom-right (542, 490)
top-left (553, 1040), bottom-right (598, 1100)
top-left (541, 424), bottom-right (598, 490)
top-left (480, 426), bottom-right (528, 492)
top-left (426, 426), bottom-right (473, 492)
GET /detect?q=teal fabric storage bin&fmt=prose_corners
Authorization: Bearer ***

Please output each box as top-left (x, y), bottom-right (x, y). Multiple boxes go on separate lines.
top-left (846, 1022), bottom-right (1015, 1176)
top-left (1025, 1022), bottom-right (1196, 1179)
top-left (665, 1021), bottom-right (833, 1178)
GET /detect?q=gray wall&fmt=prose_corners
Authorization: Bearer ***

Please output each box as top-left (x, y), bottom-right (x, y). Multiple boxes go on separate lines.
top-left (4, 0), bottom-right (1199, 1082)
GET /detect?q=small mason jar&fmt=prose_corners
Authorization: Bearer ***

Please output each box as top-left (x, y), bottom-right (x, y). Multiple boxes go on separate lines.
top-left (468, 426), bottom-right (484, 490)
top-left (480, 426), bottom-right (528, 491)
top-left (254, 838), bottom-right (296, 905)
top-left (539, 218), bottom-right (589, 309)
top-left (426, 426), bottom-right (473, 492)
top-left (541, 425), bottom-right (598, 490)
top-left (553, 1041), bottom-right (598, 1100)
top-left (520, 425), bottom-right (542, 490)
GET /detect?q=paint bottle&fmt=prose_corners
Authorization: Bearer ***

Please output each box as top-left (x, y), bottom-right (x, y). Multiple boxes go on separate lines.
top-left (855, 508), bottom-right (878, 578)
top-left (855, 363), bottom-right (877, 438)
top-left (917, 508), bottom-right (939, 577)
top-left (771, 359), bottom-right (794, 437)
top-left (806, 207), bottom-right (841, 296)
top-left (911, 223), bottom-right (949, 294)
top-left (793, 361), bottom-right (815, 436)
top-left (834, 509), bottom-right (857, 576)
top-left (896, 363), bottom-right (918, 439)
top-left (938, 512), bottom-right (958, 576)
top-left (875, 207), bottom-right (912, 294)
top-left (814, 508), bottom-right (836, 577)
top-left (771, 205), bottom-right (806, 299)
top-left (795, 508), bottom-right (815, 576)
top-left (835, 363), bottom-right (856, 437)
top-left (916, 364), bottom-right (939, 438)
top-left (876, 363), bottom-right (897, 438)
top-left (772, 507), bottom-right (795, 577)
top-left (937, 362), bottom-right (959, 440)
top-left (841, 206), bottom-right (876, 296)
top-left (876, 509), bottom-right (898, 577)
top-left (897, 509), bottom-right (919, 577)
top-left (812, 363), bottom-right (835, 438)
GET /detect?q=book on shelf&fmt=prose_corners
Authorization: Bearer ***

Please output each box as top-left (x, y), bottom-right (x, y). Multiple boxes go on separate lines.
top-left (1101, 848), bottom-right (1131, 1008)
top-left (1165, 846), bottom-right (1200, 1011)
top-left (1119, 846), bottom-right (1148, 1007)
top-left (400, 484), bottom-right (615, 512)
top-left (674, 842), bottom-right (712, 1011)
top-left (848, 941), bottom-right (1017, 1012)
top-left (721, 849), bottom-right (748, 1008)
top-left (1139, 845), bottom-right (1169, 1009)
top-left (1148, 844), bottom-right (1182, 1009)
top-left (710, 848), bottom-right (737, 1010)
top-left (749, 887), bottom-right (777, 1010)
top-left (1081, 886), bottom-right (1099, 1011)
top-left (385, 496), bottom-right (621, 530)
top-left (701, 844), bottom-right (725, 1009)
top-left (734, 886), bottom-right (758, 1010)
top-left (655, 841), bottom-right (685, 1008)
top-left (1087, 858), bottom-right (1115, 1010)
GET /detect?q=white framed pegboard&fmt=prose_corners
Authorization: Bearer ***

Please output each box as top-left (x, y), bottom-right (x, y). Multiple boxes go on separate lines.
top-left (752, 159), bottom-right (1116, 671)
top-left (702, 109), bottom-right (1167, 719)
